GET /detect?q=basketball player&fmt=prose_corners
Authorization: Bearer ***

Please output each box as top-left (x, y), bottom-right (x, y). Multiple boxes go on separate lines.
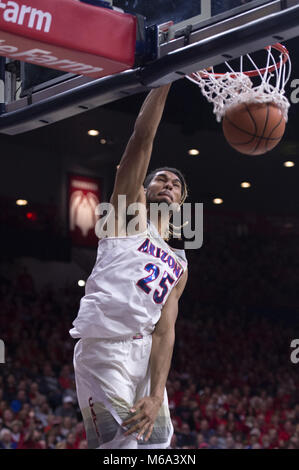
top-left (70, 84), bottom-right (188, 449)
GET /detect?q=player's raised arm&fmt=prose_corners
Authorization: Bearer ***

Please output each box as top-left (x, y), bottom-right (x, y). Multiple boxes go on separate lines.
top-left (110, 84), bottom-right (171, 208)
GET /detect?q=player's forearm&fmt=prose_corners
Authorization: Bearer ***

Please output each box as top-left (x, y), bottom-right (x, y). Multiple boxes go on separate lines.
top-left (133, 84), bottom-right (171, 143)
top-left (111, 84), bottom-right (171, 203)
top-left (149, 328), bottom-right (175, 404)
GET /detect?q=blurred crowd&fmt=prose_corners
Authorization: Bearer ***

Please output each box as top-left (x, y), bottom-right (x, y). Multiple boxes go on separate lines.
top-left (168, 310), bottom-right (298, 449)
top-left (0, 229), bottom-right (298, 449)
top-left (0, 268), bottom-right (87, 449)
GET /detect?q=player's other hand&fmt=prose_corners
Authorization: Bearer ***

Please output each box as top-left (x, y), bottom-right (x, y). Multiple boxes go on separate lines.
top-left (122, 396), bottom-right (162, 442)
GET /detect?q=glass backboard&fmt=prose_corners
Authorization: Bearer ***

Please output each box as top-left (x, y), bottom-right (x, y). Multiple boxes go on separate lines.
top-left (113, 0), bottom-right (260, 27)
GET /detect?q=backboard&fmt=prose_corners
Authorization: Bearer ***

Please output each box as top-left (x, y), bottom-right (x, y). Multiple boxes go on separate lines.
top-left (113, 0), bottom-right (261, 28)
top-left (0, 0), bottom-right (299, 134)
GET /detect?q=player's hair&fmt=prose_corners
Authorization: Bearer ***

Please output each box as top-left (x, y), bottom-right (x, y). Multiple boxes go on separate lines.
top-left (144, 167), bottom-right (188, 205)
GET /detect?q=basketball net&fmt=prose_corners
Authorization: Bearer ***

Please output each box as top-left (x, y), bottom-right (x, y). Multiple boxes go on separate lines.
top-left (186, 44), bottom-right (291, 123)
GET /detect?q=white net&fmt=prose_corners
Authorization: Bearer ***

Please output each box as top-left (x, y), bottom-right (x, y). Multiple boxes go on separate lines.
top-left (186, 45), bottom-right (291, 123)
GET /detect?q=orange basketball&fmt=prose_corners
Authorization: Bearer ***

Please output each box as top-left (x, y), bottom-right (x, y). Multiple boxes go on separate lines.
top-left (222, 102), bottom-right (286, 155)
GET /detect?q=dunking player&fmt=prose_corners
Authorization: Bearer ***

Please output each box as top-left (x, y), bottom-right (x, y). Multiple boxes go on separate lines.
top-left (70, 84), bottom-right (188, 449)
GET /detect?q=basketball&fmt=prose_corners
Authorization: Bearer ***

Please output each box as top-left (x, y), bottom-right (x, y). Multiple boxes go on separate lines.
top-left (222, 102), bottom-right (286, 155)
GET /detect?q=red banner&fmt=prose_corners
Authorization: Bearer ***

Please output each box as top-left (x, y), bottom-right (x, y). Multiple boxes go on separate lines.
top-left (0, 0), bottom-right (136, 78)
top-left (68, 174), bottom-right (101, 247)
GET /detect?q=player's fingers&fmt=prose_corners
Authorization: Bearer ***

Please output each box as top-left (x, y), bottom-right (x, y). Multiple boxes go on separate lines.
top-left (130, 399), bottom-right (145, 413)
top-left (123, 399), bottom-right (145, 426)
top-left (137, 419), bottom-right (151, 440)
top-left (122, 410), bottom-right (143, 427)
top-left (124, 417), bottom-right (148, 436)
top-left (144, 423), bottom-right (154, 442)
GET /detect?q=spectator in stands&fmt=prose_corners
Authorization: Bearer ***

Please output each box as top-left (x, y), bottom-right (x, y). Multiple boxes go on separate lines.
top-left (208, 435), bottom-right (220, 449)
top-left (65, 431), bottom-right (77, 449)
top-left (215, 423), bottom-right (228, 449)
top-left (54, 396), bottom-right (77, 419)
top-left (34, 401), bottom-right (52, 427)
top-left (2, 409), bottom-right (15, 429)
top-left (198, 419), bottom-right (214, 441)
top-left (0, 428), bottom-right (17, 449)
top-left (10, 420), bottom-right (23, 446)
top-left (39, 364), bottom-right (62, 408)
top-left (18, 413), bottom-right (44, 450)
top-left (78, 439), bottom-right (88, 449)
top-left (176, 422), bottom-right (197, 448)
top-left (197, 432), bottom-right (209, 449)
top-left (60, 416), bottom-right (72, 437)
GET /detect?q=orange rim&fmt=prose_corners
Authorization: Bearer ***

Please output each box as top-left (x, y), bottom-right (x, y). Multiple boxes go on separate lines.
top-left (190, 43), bottom-right (289, 80)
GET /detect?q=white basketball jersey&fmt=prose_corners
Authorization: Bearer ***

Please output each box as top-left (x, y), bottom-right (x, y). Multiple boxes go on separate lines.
top-left (69, 220), bottom-right (187, 339)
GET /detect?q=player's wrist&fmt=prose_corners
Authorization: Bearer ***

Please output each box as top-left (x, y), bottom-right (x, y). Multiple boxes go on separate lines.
top-left (149, 393), bottom-right (163, 406)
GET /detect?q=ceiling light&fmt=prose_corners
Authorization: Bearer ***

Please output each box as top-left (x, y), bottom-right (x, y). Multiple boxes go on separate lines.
top-left (88, 129), bottom-right (99, 136)
top-left (283, 161), bottom-right (295, 167)
top-left (78, 280), bottom-right (86, 287)
top-left (188, 149), bottom-right (200, 156)
top-left (16, 199), bottom-right (28, 206)
top-left (213, 198), bottom-right (223, 205)
top-left (100, 138), bottom-right (107, 144)
top-left (241, 182), bottom-right (251, 188)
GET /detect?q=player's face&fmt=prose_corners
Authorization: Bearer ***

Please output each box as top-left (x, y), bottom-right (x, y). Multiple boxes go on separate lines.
top-left (146, 171), bottom-right (182, 205)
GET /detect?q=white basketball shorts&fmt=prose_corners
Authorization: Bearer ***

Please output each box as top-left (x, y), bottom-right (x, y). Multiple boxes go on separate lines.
top-left (73, 334), bottom-right (173, 449)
